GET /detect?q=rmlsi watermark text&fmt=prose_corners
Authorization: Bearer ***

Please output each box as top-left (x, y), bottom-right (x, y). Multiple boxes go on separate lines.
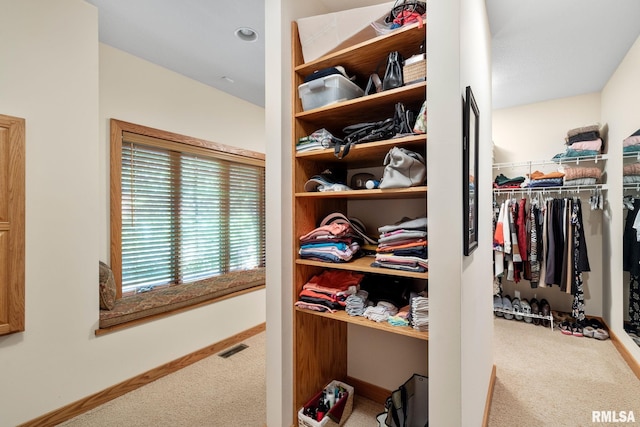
top-left (592, 411), bottom-right (636, 423)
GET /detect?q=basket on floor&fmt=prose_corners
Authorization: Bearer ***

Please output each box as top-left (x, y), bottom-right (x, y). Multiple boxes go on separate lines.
top-left (298, 380), bottom-right (354, 427)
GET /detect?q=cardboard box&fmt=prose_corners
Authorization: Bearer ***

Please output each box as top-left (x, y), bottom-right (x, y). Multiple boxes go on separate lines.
top-left (296, 2), bottom-right (395, 64)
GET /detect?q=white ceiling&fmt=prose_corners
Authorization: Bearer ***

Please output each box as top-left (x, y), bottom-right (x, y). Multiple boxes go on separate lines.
top-left (488, 0), bottom-right (640, 109)
top-left (86, 0), bottom-right (640, 109)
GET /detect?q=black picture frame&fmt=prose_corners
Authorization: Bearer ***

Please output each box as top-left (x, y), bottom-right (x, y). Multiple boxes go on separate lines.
top-left (463, 86), bottom-right (479, 256)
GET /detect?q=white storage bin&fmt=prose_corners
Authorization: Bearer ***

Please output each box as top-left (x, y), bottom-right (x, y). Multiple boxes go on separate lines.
top-left (298, 380), bottom-right (354, 427)
top-left (298, 74), bottom-right (364, 111)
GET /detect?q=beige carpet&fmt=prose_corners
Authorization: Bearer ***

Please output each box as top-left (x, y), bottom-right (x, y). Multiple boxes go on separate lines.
top-left (489, 317), bottom-right (640, 427)
top-left (58, 332), bottom-right (268, 427)
top-left (57, 331), bottom-right (383, 427)
top-left (58, 318), bottom-right (640, 426)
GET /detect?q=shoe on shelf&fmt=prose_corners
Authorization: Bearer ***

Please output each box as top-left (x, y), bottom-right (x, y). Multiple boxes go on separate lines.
top-left (502, 296), bottom-right (514, 320)
top-left (493, 295), bottom-right (504, 317)
top-left (530, 298), bottom-right (540, 326)
top-left (521, 299), bottom-right (532, 323)
top-left (512, 297), bottom-right (523, 321)
top-left (540, 299), bottom-right (551, 327)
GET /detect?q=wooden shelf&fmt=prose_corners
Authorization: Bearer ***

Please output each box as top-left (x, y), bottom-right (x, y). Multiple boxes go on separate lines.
top-left (296, 186), bottom-right (427, 200)
top-left (296, 256), bottom-right (428, 279)
top-left (296, 134), bottom-right (426, 167)
top-left (295, 307), bottom-right (429, 341)
top-left (295, 82), bottom-right (426, 128)
top-left (295, 22), bottom-right (426, 79)
top-left (291, 18), bottom-right (428, 419)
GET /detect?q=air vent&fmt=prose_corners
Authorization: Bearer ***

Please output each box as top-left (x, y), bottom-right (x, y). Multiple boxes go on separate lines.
top-left (218, 344), bottom-right (248, 358)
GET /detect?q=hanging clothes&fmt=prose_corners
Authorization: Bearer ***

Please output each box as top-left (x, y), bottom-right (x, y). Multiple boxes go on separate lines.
top-left (493, 195), bottom-right (590, 302)
top-left (570, 198), bottom-right (589, 321)
top-left (623, 198), bottom-right (640, 328)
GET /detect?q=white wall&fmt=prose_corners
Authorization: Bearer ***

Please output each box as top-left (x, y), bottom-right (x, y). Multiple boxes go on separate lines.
top-left (459, 0), bottom-right (494, 425)
top-left (601, 33), bottom-right (640, 362)
top-left (98, 44), bottom-right (266, 260)
top-left (0, 2), bottom-right (266, 425)
top-left (492, 93), bottom-right (602, 163)
top-left (492, 93), bottom-right (605, 317)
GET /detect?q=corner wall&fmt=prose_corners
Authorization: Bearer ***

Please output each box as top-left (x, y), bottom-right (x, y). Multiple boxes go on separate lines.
top-left (0, 2), bottom-right (266, 425)
top-left (601, 33), bottom-right (640, 362)
top-left (460, 0), bottom-right (495, 424)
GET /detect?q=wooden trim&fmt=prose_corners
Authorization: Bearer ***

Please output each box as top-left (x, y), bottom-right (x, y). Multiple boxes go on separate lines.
top-left (95, 284), bottom-right (265, 336)
top-left (609, 327), bottom-right (640, 381)
top-left (20, 323), bottom-right (266, 427)
top-left (113, 119), bottom-right (265, 161)
top-left (0, 114), bottom-right (25, 335)
top-left (109, 119), bottom-right (124, 297)
top-left (595, 317), bottom-right (640, 380)
top-left (482, 365), bottom-right (497, 427)
top-left (123, 131), bottom-right (264, 167)
top-left (345, 376), bottom-right (391, 405)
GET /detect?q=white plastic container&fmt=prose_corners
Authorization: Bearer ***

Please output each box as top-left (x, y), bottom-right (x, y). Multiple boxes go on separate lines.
top-left (298, 74), bottom-right (364, 111)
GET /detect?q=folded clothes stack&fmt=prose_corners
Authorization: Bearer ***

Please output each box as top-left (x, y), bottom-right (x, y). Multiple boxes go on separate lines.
top-left (623, 129), bottom-right (640, 154)
top-left (526, 170), bottom-right (564, 188)
top-left (296, 128), bottom-right (339, 153)
top-left (493, 173), bottom-right (526, 189)
top-left (410, 295), bottom-right (429, 331)
top-left (299, 221), bottom-right (360, 263)
top-left (294, 270), bottom-right (365, 313)
top-left (345, 290), bottom-right (369, 316)
top-left (363, 301), bottom-right (398, 323)
top-left (553, 124), bottom-right (604, 160)
top-left (372, 216), bottom-right (428, 273)
top-left (623, 163), bottom-right (640, 185)
top-left (562, 165), bottom-right (602, 186)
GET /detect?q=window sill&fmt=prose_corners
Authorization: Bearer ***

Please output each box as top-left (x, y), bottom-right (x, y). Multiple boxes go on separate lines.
top-left (96, 268), bottom-right (265, 336)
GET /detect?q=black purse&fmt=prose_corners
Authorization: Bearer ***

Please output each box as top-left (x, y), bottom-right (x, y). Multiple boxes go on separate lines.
top-left (382, 51), bottom-right (404, 91)
top-left (393, 102), bottom-right (416, 135)
top-left (334, 118), bottom-right (395, 159)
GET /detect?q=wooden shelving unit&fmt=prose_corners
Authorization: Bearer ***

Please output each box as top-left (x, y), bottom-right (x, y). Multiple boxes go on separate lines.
top-left (291, 20), bottom-right (428, 421)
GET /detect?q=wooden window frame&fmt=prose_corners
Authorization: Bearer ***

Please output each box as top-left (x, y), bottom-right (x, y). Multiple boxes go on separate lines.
top-left (109, 119), bottom-right (265, 298)
top-left (0, 114), bottom-right (26, 335)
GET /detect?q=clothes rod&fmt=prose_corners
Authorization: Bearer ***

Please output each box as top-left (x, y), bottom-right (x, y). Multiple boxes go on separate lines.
top-left (493, 184), bottom-right (607, 196)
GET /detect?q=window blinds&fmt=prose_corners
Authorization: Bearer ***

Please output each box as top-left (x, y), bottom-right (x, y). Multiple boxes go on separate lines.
top-left (121, 139), bottom-right (265, 293)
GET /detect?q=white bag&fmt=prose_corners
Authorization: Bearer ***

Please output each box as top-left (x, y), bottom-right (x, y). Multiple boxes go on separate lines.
top-left (379, 147), bottom-right (426, 189)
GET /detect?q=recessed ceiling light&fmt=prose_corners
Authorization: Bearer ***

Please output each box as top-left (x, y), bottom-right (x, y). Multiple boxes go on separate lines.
top-left (234, 27), bottom-right (258, 42)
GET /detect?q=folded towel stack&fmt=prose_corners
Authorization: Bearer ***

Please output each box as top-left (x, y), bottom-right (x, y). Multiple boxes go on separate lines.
top-left (410, 296), bottom-right (429, 331)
